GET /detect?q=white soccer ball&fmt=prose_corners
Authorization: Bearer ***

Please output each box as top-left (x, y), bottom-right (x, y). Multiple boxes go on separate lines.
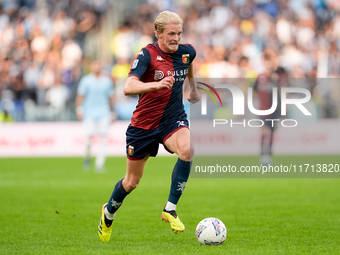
top-left (195, 217), bottom-right (227, 245)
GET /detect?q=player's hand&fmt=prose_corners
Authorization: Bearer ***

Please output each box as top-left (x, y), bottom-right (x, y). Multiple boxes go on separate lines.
top-left (111, 112), bottom-right (117, 123)
top-left (156, 76), bottom-right (174, 90)
top-left (76, 106), bottom-right (83, 120)
top-left (187, 87), bottom-right (201, 104)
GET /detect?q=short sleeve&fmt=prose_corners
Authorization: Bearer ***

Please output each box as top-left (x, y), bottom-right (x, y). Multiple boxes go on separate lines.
top-left (128, 48), bottom-right (151, 79)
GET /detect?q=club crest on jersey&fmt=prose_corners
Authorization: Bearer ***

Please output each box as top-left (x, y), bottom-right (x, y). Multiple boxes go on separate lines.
top-left (182, 54), bottom-right (189, 64)
top-left (154, 70), bottom-right (164, 80)
top-left (132, 59), bottom-right (139, 69)
top-left (128, 145), bottom-right (134, 156)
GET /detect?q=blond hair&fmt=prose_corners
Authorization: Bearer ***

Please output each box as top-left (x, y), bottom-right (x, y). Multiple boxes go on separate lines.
top-left (154, 11), bottom-right (183, 39)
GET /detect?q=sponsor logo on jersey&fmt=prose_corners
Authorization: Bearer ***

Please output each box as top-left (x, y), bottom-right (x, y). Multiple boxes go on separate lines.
top-left (154, 70), bottom-right (164, 80)
top-left (182, 54), bottom-right (189, 63)
top-left (128, 145), bottom-right (134, 156)
top-left (167, 69), bottom-right (188, 76)
top-left (138, 50), bottom-right (144, 56)
top-left (156, 55), bottom-right (164, 61)
top-left (132, 59), bottom-right (139, 69)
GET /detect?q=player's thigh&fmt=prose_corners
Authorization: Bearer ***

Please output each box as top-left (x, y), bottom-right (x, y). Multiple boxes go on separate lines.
top-left (261, 125), bottom-right (269, 134)
top-left (261, 121), bottom-right (275, 136)
top-left (164, 127), bottom-right (193, 160)
top-left (83, 119), bottom-right (96, 136)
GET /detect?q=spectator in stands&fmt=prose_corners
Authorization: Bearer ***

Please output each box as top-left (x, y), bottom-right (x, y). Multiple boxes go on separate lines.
top-left (45, 75), bottom-right (71, 109)
top-left (1, 0), bottom-right (340, 122)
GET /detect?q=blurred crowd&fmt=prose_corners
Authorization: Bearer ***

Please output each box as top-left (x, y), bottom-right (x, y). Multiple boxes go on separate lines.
top-left (1, 0), bottom-right (340, 122)
top-left (0, 0), bottom-right (108, 121)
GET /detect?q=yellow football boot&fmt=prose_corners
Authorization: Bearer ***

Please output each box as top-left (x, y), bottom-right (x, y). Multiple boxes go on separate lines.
top-left (98, 203), bottom-right (114, 242)
top-left (161, 209), bottom-right (185, 232)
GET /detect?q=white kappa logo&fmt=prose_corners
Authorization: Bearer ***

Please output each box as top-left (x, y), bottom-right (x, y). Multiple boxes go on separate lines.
top-left (138, 50), bottom-right (144, 56)
top-left (154, 70), bottom-right (164, 80)
top-left (156, 55), bottom-right (164, 61)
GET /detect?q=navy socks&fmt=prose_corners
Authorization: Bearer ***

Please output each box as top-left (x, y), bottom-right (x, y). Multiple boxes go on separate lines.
top-left (106, 158), bottom-right (191, 214)
top-left (168, 158), bottom-right (191, 205)
top-left (106, 179), bottom-right (129, 214)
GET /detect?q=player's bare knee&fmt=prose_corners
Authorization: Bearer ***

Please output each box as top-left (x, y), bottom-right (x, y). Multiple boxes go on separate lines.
top-left (124, 181), bottom-right (139, 192)
top-left (123, 178), bottom-right (140, 192)
top-left (179, 145), bottom-right (192, 161)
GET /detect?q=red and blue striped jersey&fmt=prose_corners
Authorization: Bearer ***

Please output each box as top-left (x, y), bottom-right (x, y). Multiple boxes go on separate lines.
top-left (128, 42), bottom-right (196, 130)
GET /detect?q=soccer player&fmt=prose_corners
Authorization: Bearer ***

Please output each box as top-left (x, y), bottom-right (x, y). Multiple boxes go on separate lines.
top-left (97, 11), bottom-right (200, 241)
top-left (76, 60), bottom-right (114, 171)
top-left (253, 49), bottom-right (287, 166)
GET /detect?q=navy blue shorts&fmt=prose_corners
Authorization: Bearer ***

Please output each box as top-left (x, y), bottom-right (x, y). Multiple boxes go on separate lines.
top-left (126, 118), bottom-right (189, 160)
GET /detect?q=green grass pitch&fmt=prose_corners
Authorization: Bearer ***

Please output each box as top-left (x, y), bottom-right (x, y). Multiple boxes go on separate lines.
top-left (1, 156), bottom-right (340, 254)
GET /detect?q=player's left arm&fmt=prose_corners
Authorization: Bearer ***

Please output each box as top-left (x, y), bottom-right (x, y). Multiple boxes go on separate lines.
top-left (109, 95), bottom-right (115, 112)
top-left (108, 79), bottom-right (116, 121)
top-left (108, 94), bottom-right (117, 121)
top-left (186, 62), bottom-right (200, 104)
top-left (75, 95), bottom-right (84, 120)
top-left (76, 77), bottom-right (86, 120)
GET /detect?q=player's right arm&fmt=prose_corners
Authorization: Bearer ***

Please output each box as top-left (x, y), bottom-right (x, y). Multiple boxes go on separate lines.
top-left (124, 76), bottom-right (174, 95)
top-left (124, 47), bottom-right (174, 96)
